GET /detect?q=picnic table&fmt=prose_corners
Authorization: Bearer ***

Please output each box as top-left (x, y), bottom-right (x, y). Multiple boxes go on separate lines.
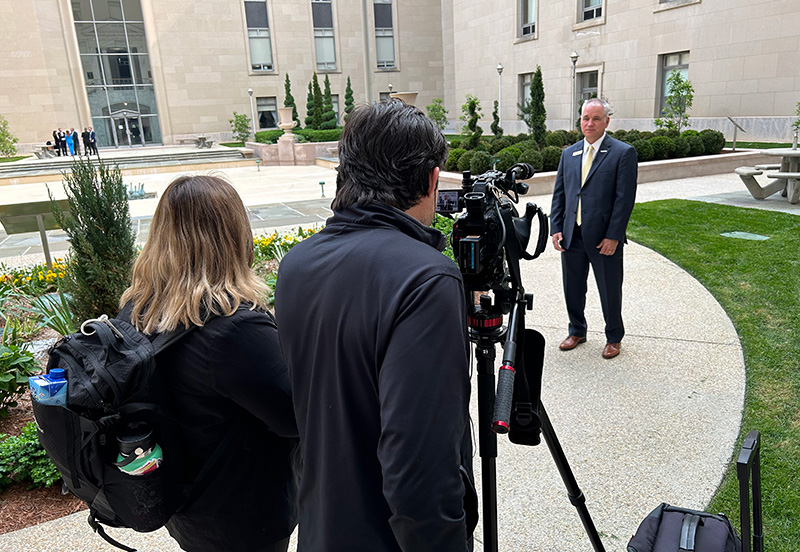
top-left (0, 199), bottom-right (71, 269)
top-left (33, 144), bottom-right (57, 159)
top-left (194, 136), bottom-right (215, 149)
top-left (734, 148), bottom-right (800, 204)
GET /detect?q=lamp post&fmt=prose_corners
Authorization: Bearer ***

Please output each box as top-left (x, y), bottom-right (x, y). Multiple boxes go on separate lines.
top-left (247, 88), bottom-right (256, 141)
top-left (496, 63), bottom-right (504, 132)
top-left (569, 51), bottom-right (579, 129)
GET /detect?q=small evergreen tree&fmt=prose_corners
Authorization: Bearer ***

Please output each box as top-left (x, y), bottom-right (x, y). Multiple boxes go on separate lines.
top-left (305, 81), bottom-right (315, 128)
top-left (50, 157), bottom-right (137, 324)
top-left (229, 111), bottom-right (251, 143)
top-left (460, 94), bottom-right (483, 149)
top-left (490, 100), bottom-right (503, 138)
top-left (0, 115), bottom-right (18, 158)
top-left (312, 74), bottom-right (324, 130)
top-left (425, 98), bottom-right (449, 131)
top-left (655, 71), bottom-right (694, 133)
top-left (284, 74), bottom-right (300, 127)
top-left (319, 74), bottom-right (338, 130)
top-left (793, 101), bottom-right (800, 133)
top-left (518, 66), bottom-right (546, 143)
top-left (344, 76), bottom-right (355, 123)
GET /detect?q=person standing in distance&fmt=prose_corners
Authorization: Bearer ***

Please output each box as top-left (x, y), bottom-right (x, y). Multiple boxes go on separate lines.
top-left (275, 99), bottom-right (478, 552)
top-left (550, 98), bottom-right (637, 359)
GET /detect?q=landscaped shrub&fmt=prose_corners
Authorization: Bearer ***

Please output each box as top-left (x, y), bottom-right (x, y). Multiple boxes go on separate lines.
top-left (632, 139), bottom-right (654, 162)
top-left (700, 129), bottom-right (725, 154)
top-left (622, 130), bottom-right (641, 143)
top-left (515, 139), bottom-right (540, 152)
top-left (566, 130), bottom-right (580, 145)
top-left (495, 149), bottom-right (519, 172)
top-left (446, 148), bottom-right (467, 171)
top-left (457, 150), bottom-right (477, 172)
top-left (686, 135), bottom-right (706, 156)
top-left (51, 157), bottom-right (137, 324)
top-left (498, 146), bottom-right (522, 159)
top-left (545, 132), bottom-right (565, 148)
top-left (518, 148), bottom-right (544, 171)
top-left (0, 422), bottom-right (61, 491)
top-left (490, 137), bottom-right (512, 154)
top-left (654, 128), bottom-right (680, 139)
top-left (255, 129), bottom-right (285, 144)
top-left (541, 146), bottom-right (562, 172)
top-left (672, 136), bottom-right (691, 158)
top-left (294, 128), bottom-right (342, 142)
top-left (513, 133), bottom-right (530, 144)
top-left (469, 151), bottom-right (492, 175)
top-left (449, 138), bottom-right (462, 149)
top-left (639, 131), bottom-right (654, 141)
top-left (681, 129), bottom-right (700, 138)
top-left (649, 136), bottom-right (675, 160)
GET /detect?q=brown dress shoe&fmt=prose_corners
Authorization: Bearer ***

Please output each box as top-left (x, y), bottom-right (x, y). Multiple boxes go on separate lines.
top-left (559, 335), bottom-right (587, 351)
top-left (602, 342), bottom-right (621, 359)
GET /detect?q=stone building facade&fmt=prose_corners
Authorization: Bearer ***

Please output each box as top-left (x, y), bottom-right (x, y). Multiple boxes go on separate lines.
top-left (1, 0), bottom-right (798, 150)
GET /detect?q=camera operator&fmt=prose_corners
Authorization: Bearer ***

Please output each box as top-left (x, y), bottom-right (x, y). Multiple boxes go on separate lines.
top-left (275, 99), bottom-right (477, 552)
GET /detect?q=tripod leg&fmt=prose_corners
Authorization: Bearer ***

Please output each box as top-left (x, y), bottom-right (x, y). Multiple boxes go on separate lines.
top-left (476, 345), bottom-right (498, 552)
top-left (539, 402), bottom-right (606, 552)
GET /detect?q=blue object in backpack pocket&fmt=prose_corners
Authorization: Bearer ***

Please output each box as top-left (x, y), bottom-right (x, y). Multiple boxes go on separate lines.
top-left (29, 368), bottom-right (68, 406)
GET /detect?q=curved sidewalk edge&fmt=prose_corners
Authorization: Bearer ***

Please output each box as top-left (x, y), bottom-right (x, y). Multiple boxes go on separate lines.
top-left (469, 241), bottom-right (744, 551)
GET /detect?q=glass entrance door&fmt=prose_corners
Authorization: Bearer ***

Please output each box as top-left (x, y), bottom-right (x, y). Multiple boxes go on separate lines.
top-left (111, 114), bottom-right (144, 147)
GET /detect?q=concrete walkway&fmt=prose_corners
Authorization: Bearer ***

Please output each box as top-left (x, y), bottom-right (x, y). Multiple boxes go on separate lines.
top-left (0, 153), bottom-right (797, 550)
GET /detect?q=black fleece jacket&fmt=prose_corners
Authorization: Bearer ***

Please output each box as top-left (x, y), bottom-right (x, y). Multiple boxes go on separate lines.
top-left (275, 203), bottom-right (476, 552)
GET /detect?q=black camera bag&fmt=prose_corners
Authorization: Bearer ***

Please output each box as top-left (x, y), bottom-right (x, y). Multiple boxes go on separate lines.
top-left (32, 313), bottom-right (240, 552)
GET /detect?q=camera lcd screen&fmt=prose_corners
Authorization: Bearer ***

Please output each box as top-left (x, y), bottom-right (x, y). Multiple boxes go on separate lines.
top-left (436, 190), bottom-right (460, 214)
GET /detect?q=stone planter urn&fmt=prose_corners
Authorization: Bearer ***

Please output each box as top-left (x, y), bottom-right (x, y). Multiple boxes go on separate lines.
top-left (278, 107), bottom-right (298, 137)
top-left (389, 92), bottom-right (418, 106)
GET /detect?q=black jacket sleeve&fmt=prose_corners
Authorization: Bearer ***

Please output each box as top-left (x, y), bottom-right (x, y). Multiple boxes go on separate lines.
top-left (377, 273), bottom-right (472, 552)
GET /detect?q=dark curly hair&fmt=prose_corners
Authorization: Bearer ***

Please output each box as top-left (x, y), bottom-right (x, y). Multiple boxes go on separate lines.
top-left (332, 100), bottom-right (448, 211)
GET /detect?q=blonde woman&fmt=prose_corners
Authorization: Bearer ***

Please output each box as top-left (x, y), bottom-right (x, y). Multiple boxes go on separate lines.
top-left (119, 174), bottom-right (297, 552)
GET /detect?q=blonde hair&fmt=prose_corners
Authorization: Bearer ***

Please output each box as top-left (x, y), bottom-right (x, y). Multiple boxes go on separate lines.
top-left (119, 174), bottom-right (268, 333)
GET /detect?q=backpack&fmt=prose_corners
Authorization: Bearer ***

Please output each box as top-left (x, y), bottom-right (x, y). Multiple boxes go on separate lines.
top-left (627, 504), bottom-right (742, 552)
top-left (31, 312), bottom-right (240, 552)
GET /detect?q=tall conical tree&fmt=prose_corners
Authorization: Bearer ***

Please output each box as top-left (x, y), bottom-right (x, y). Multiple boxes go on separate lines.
top-left (320, 74), bottom-right (338, 130)
top-left (344, 76), bottom-right (355, 123)
top-left (284, 74), bottom-right (300, 127)
top-left (305, 81), bottom-right (315, 128)
top-left (529, 66), bottom-right (547, 144)
top-left (312, 73), bottom-right (324, 130)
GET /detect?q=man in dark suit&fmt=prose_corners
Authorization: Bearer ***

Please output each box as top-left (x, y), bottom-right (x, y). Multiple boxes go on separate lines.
top-left (71, 128), bottom-right (81, 156)
top-left (81, 128), bottom-right (91, 155)
top-left (57, 129), bottom-right (67, 156)
top-left (88, 127), bottom-right (98, 155)
top-left (52, 130), bottom-right (61, 156)
top-left (550, 98), bottom-right (637, 359)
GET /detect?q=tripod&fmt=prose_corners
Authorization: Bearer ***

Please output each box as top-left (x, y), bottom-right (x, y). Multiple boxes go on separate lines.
top-left (467, 288), bottom-right (606, 552)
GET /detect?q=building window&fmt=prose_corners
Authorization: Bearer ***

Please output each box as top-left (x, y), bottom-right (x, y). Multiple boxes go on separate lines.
top-left (579, 71), bottom-right (598, 104)
top-left (520, 0), bottom-right (535, 37)
top-left (245, 0), bottom-right (273, 71)
top-left (312, 0), bottom-right (336, 70)
top-left (331, 94), bottom-right (339, 124)
top-left (379, 92), bottom-right (391, 102)
top-left (659, 51), bottom-right (689, 114)
top-left (374, 0), bottom-right (395, 68)
top-left (519, 73), bottom-right (533, 116)
top-left (257, 96), bottom-right (278, 129)
top-left (74, 0), bottom-right (161, 148)
top-left (582, 0), bottom-right (602, 21)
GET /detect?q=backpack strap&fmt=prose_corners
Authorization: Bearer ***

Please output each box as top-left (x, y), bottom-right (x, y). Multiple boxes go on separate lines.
top-left (87, 513), bottom-right (138, 552)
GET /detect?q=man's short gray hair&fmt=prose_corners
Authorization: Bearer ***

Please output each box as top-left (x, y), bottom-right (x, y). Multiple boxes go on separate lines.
top-left (582, 98), bottom-right (612, 117)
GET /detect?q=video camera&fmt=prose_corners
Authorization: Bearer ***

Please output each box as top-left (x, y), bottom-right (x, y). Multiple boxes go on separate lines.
top-left (436, 163), bottom-right (549, 294)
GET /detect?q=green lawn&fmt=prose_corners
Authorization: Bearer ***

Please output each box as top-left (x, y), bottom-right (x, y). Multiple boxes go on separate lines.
top-left (627, 200), bottom-right (800, 551)
top-left (220, 141), bottom-right (246, 147)
top-left (0, 156), bottom-right (29, 163)
top-left (726, 141), bottom-right (791, 149)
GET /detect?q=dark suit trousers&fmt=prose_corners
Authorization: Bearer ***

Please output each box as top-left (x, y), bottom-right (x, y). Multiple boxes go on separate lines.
top-left (561, 224), bottom-right (625, 343)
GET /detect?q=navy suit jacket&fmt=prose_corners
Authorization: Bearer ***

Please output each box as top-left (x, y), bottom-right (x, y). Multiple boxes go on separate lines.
top-left (550, 135), bottom-right (638, 250)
